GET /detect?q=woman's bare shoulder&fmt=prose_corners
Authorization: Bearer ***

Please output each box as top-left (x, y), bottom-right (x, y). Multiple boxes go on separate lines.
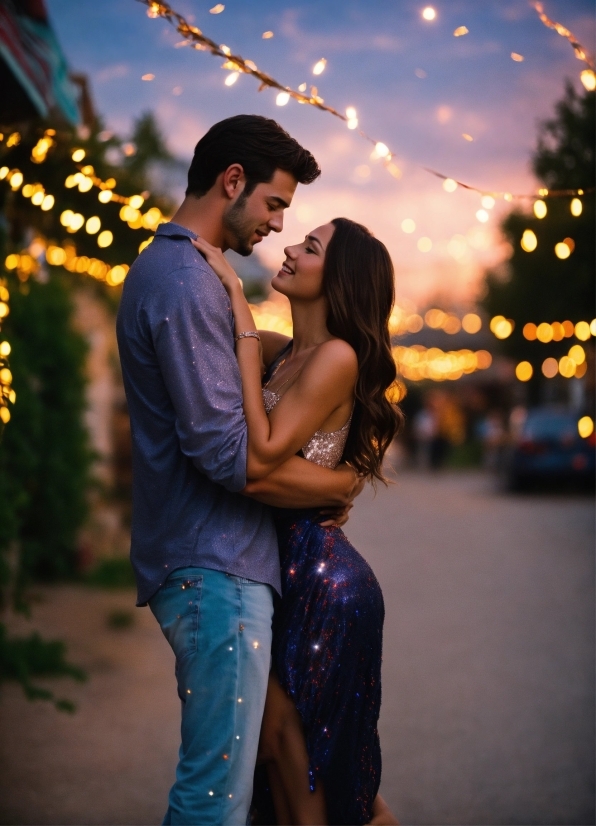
top-left (258, 330), bottom-right (291, 368)
top-left (312, 338), bottom-right (358, 375)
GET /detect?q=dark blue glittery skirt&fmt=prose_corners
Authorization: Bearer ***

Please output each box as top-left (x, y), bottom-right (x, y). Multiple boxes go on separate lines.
top-left (253, 509), bottom-right (384, 825)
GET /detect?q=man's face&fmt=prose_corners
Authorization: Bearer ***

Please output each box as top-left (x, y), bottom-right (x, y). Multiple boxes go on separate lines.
top-left (222, 169), bottom-right (298, 256)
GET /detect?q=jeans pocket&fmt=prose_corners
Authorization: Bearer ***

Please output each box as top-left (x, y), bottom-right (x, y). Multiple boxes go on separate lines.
top-left (149, 575), bottom-right (203, 661)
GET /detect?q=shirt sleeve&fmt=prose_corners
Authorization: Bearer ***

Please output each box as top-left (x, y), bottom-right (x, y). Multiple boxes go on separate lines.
top-left (149, 264), bottom-right (248, 493)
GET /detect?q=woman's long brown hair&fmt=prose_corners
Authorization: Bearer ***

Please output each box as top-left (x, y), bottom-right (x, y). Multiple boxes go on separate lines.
top-left (323, 218), bottom-right (403, 482)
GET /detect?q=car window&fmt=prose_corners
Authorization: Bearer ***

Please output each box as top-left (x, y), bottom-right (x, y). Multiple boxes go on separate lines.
top-left (523, 413), bottom-right (576, 441)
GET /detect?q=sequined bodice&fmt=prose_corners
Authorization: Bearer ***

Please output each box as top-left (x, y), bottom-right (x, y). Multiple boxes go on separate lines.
top-left (262, 387), bottom-right (351, 470)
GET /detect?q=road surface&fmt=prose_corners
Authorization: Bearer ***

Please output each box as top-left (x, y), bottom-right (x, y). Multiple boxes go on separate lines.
top-left (0, 471), bottom-right (593, 825)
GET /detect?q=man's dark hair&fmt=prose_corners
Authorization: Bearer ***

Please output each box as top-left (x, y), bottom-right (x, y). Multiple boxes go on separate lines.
top-left (186, 114), bottom-right (321, 197)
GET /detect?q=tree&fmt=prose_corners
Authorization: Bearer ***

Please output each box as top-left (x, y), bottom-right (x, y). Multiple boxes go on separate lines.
top-left (483, 84), bottom-right (595, 376)
top-left (0, 111), bottom-right (176, 707)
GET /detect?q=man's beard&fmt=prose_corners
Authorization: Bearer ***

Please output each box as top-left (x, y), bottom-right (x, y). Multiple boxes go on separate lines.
top-left (223, 192), bottom-right (255, 257)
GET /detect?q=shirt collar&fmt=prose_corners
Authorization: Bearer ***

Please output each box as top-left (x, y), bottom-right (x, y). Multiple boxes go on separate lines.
top-left (155, 221), bottom-right (198, 241)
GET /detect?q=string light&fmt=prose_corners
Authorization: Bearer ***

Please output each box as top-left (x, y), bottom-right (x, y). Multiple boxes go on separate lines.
top-left (532, 2), bottom-right (595, 70)
top-left (0, 277), bottom-right (13, 426)
top-left (522, 319), bottom-right (594, 342)
top-left (453, 26), bottom-right (468, 37)
top-left (520, 229), bottom-right (537, 252)
top-left (489, 316), bottom-right (514, 339)
top-left (578, 416), bottom-right (594, 439)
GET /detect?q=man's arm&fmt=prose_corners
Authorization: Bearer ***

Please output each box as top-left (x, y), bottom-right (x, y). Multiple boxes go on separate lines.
top-left (242, 455), bottom-right (361, 509)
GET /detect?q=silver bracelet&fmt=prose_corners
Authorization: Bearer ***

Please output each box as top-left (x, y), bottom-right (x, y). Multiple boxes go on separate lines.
top-left (235, 331), bottom-right (261, 343)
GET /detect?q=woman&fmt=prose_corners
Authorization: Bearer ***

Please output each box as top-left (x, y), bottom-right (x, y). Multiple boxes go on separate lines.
top-left (192, 218), bottom-right (401, 825)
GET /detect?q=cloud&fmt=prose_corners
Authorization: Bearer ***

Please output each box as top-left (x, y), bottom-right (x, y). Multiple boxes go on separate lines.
top-left (95, 63), bottom-right (130, 83)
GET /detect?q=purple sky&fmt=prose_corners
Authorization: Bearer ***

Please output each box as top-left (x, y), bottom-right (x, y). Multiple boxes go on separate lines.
top-left (47, 0), bottom-right (595, 307)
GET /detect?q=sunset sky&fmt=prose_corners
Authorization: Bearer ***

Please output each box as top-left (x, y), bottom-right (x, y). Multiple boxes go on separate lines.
top-left (47, 0), bottom-right (594, 307)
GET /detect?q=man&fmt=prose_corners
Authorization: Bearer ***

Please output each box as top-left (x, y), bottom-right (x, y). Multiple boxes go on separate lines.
top-left (116, 115), bottom-right (361, 825)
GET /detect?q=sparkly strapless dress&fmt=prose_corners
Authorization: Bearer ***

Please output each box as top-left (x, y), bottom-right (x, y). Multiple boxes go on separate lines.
top-left (253, 353), bottom-right (385, 825)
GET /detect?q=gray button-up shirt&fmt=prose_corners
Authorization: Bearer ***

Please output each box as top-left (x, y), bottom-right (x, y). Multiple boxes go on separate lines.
top-left (116, 222), bottom-right (280, 605)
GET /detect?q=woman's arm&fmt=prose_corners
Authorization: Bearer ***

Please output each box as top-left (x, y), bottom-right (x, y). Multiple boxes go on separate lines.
top-left (192, 238), bottom-right (357, 479)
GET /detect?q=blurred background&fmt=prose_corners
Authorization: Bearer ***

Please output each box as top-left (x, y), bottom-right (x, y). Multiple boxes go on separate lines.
top-left (0, 1), bottom-right (594, 824)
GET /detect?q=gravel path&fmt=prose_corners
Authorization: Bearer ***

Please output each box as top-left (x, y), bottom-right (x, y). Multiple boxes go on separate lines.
top-left (0, 471), bottom-right (593, 825)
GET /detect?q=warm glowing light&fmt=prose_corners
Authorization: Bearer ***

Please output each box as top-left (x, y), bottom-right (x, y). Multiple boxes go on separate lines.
top-left (541, 357), bottom-right (558, 378)
top-left (9, 171), bottom-right (23, 189)
top-left (558, 356), bottom-right (576, 378)
top-left (443, 178), bottom-right (457, 192)
top-left (580, 69), bottom-right (596, 91)
top-left (71, 148), bottom-right (85, 162)
top-left (490, 316), bottom-right (514, 339)
top-left (570, 198), bottom-right (582, 216)
top-left (417, 237), bottom-right (432, 252)
top-left (346, 106), bottom-right (357, 119)
top-left (78, 177), bottom-right (93, 193)
top-left (0, 167), bottom-right (8, 179)
top-left (425, 309), bottom-right (446, 329)
top-left (511, 52), bottom-right (524, 61)
top-left (41, 194), bottom-right (54, 211)
top-left (574, 321), bottom-right (590, 341)
top-left (210, 3), bottom-right (225, 12)
top-left (401, 218), bottom-right (416, 234)
top-left (374, 142), bottom-right (390, 158)
top-left (98, 190), bottom-right (113, 203)
top-left (515, 361), bottom-right (533, 382)
top-left (46, 246), bottom-right (67, 266)
top-left (578, 416), bottom-right (594, 439)
top-left (536, 323), bottom-right (553, 343)
top-left (533, 199), bottom-right (547, 218)
top-left (520, 229), bottom-right (537, 252)
top-left (523, 322), bottom-right (537, 341)
top-left (86, 216), bottom-right (101, 234)
top-left (453, 26), bottom-right (468, 36)
top-left (554, 241), bottom-right (571, 259)
top-left (476, 209), bottom-right (489, 223)
top-left (139, 237), bottom-right (154, 253)
top-left (225, 72), bottom-right (239, 86)
top-left (422, 7), bottom-right (436, 21)
top-left (262, 31), bottom-right (274, 38)
top-left (591, 319), bottom-right (596, 336)
top-left (568, 344), bottom-right (585, 365)
top-left (31, 189), bottom-right (44, 206)
top-left (443, 315), bottom-right (461, 334)
top-left (562, 320), bottom-right (575, 337)
top-left (106, 265), bottom-right (128, 286)
top-left (97, 230), bottom-right (113, 248)
top-left (276, 91), bottom-right (290, 105)
top-left (312, 59), bottom-right (327, 75)
top-left (462, 133), bottom-right (474, 141)
top-left (462, 313), bottom-right (482, 334)
top-left (0, 341), bottom-right (11, 357)
top-left (142, 73), bottom-right (155, 81)
top-left (347, 118), bottom-right (358, 129)
top-left (0, 408), bottom-right (10, 424)
top-left (69, 213), bottom-right (84, 232)
top-left (481, 195), bottom-right (495, 209)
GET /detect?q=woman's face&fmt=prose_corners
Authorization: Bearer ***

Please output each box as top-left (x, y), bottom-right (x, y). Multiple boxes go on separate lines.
top-left (271, 222), bottom-right (335, 301)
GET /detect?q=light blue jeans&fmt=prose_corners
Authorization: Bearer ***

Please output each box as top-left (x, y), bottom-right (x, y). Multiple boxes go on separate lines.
top-left (149, 566), bottom-right (274, 825)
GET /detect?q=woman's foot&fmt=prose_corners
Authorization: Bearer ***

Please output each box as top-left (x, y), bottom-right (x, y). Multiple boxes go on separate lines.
top-left (368, 793), bottom-right (399, 825)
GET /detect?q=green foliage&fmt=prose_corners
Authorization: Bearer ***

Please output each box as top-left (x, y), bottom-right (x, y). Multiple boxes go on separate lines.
top-left (0, 273), bottom-right (91, 593)
top-left (483, 85), bottom-right (595, 364)
top-left (0, 623), bottom-right (86, 712)
top-left (0, 111), bottom-right (178, 710)
top-left (106, 609), bottom-right (135, 630)
top-left (85, 557), bottom-right (136, 589)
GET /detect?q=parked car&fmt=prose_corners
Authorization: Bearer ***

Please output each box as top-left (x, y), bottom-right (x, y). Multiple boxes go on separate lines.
top-left (504, 407), bottom-right (595, 490)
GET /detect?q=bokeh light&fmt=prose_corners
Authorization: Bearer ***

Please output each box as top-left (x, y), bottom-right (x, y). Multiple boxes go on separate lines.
top-left (578, 416), bottom-right (594, 439)
top-left (541, 357), bottom-right (558, 378)
top-left (515, 361), bottom-right (533, 382)
top-left (533, 199), bottom-right (547, 218)
top-left (520, 229), bottom-right (537, 252)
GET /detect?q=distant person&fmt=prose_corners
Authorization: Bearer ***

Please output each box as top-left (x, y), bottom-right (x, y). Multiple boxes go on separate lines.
top-left (117, 115), bottom-right (397, 825)
top-left (193, 217), bottom-right (402, 824)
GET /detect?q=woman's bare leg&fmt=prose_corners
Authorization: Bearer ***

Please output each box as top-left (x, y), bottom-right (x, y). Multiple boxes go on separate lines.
top-left (259, 674), bottom-right (327, 825)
